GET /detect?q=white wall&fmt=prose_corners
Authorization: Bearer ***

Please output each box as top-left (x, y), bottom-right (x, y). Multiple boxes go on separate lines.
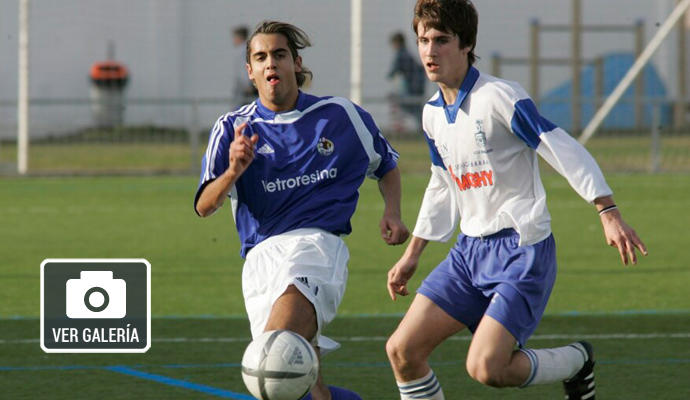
top-left (0, 0), bottom-right (683, 138)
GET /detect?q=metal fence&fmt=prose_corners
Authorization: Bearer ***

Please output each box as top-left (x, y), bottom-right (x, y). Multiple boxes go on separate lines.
top-left (0, 96), bottom-right (688, 176)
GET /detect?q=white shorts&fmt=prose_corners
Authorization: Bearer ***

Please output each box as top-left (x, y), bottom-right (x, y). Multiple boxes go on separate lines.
top-left (242, 228), bottom-right (349, 354)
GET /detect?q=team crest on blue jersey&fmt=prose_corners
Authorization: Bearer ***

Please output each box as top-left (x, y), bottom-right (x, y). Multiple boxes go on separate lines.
top-left (317, 137), bottom-right (334, 156)
top-left (474, 120), bottom-right (487, 149)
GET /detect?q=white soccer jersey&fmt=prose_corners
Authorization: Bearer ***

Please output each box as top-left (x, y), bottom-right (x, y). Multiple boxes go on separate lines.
top-left (414, 67), bottom-right (612, 246)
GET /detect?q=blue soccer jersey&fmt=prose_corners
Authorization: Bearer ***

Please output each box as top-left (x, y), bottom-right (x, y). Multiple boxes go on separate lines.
top-left (195, 91), bottom-right (398, 257)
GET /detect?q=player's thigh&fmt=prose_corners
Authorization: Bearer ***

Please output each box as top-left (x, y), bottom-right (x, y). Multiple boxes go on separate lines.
top-left (389, 293), bottom-right (466, 358)
top-left (265, 284), bottom-right (318, 340)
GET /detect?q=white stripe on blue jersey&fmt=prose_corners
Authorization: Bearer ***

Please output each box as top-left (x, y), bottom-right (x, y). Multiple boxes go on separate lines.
top-left (243, 97), bottom-right (388, 178)
top-left (201, 104), bottom-right (259, 184)
top-left (413, 67), bottom-right (611, 246)
top-left (195, 91), bottom-right (398, 257)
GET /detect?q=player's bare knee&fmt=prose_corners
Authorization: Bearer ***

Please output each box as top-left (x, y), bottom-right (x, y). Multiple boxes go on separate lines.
top-left (466, 355), bottom-right (509, 388)
top-left (466, 363), bottom-right (502, 387)
top-left (385, 335), bottom-right (419, 372)
top-left (385, 335), bottom-right (403, 364)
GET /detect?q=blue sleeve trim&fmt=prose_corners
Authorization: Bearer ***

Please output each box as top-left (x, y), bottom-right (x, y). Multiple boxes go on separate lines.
top-left (510, 98), bottom-right (557, 149)
top-left (373, 156), bottom-right (397, 179)
top-left (423, 132), bottom-right (446, 170)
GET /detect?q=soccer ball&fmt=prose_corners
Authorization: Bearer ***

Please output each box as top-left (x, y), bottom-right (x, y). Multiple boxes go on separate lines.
top-left (241, 330), bottom-right (319, 400)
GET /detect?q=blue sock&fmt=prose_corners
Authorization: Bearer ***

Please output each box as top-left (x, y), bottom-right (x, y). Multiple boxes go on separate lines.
top-left (301, 385), bottom-right (362, 400)
top-left (328, 386), bottom-right (362, 400)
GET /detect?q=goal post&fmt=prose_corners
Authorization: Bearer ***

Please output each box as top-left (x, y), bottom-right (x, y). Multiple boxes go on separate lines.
top-left (350, 0), bottom-right (362, 105)
top-left (579, 0), bottom-right (690, 144)
top-left (17, 0), bottom-right (30, 174)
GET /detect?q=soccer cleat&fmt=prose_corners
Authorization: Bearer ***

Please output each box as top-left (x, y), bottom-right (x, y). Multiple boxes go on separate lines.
top-left (563, 341), bottom-right (596, 400)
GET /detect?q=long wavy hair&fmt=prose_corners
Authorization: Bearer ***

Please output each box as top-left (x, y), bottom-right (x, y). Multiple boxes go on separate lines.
top-left (246, 21), bottom-right (313, 87)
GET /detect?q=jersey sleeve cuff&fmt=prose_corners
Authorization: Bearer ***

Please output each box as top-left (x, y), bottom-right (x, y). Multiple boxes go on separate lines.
top-left (372, 157), bottom-right (397, 180)
top-left (412, 225), bottom-right (455, 243)
top-left (193, 178), bottom-right (215, 216)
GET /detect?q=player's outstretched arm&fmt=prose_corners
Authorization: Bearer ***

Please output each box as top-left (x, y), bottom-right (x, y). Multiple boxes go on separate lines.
top-left (196, 122), bottom-right (258, 217)
top-left (594, 196), bottom-right (648, 265)
top-left (378, 166), bottom-right (410, 245)
top-left (387, 236), bottom-right (428, 300)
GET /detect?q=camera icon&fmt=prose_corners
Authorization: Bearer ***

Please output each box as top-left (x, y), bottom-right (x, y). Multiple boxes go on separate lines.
top-left (65, 271), bottom-right (126, 319)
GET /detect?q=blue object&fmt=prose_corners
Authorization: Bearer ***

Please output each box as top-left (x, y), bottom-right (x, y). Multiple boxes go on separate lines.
top-left (302, 385), bottom-right (363, 400)
top-left (418, 229), bottom-right (557, 347)
top-left (539, 52), bottom-right (671, 130)
top-left (195, 91), bottom-right (398, 257)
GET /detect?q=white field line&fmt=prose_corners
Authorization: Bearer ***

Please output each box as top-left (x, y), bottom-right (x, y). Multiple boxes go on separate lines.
top-left (5, 332), bottom-right (690, 345)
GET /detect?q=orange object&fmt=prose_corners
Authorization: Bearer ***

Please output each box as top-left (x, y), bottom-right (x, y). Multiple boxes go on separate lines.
top-left (90, 61), bottom-right (129, 86)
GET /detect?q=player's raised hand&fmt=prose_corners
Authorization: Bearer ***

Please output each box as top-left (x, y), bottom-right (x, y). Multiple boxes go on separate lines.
top-left (380, 214), bottom-right (410, 245)
top-left (229, 122), bottom-right (259, 177)
top-left (387, 255), bottom-right (418, 301)
top-left (599, 209), bottom-right (648, 265)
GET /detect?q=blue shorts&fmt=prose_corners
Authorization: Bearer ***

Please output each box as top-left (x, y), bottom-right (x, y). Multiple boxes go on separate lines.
top-left (418, 229), bottom-right (556, 346)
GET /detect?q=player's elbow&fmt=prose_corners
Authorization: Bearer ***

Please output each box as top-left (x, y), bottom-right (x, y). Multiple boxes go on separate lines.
top-left (195, 191), bottom-right (224, 217)
top-left (195, 203), bottom-right (216, 218)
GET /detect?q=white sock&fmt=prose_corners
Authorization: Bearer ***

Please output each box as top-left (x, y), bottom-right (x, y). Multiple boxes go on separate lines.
top-left (520, 343), bottom-right (588, 387)
top-left (396, 369), bottom-right (445, 400)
